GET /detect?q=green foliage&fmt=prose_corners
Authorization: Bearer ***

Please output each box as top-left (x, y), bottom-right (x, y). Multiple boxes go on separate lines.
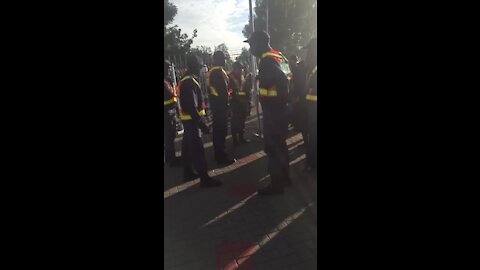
top-left (164, 0), bottom-right (197, 58)
top-left (243, 0), bottom-right (317, 59)
top-left (164, 0), bottom-right (177, 27)
top-left (214, 43), bottom-right (231, 60)
top-left (189, 46), bottom-right (214, 66)
top-left (164, 26), bottom-right (197, 56)
top-left (214, 43), bottom-right (233, 70)
top-left (236, 47), bottom-right (252, 69)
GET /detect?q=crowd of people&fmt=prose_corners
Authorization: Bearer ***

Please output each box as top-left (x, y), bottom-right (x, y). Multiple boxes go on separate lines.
top-left (164, 30), bottom-right (317, 195)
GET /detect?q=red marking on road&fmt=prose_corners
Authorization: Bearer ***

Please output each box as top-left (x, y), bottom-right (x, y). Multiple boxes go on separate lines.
top-left (236, 156), bottom-right (253, 164)
top-left (236, 256), bottom-right (254, 270)
top-left (217, 241), bottom-right (256, 270)
top-left (229, 183), bottom-right (257, 197)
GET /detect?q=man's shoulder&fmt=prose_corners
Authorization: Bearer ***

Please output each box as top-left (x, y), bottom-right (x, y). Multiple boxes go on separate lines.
top-left (180, 77), bottom-right (196, 88)
top-left (210, 67), bottom-right (225, 73)
top-left (259, 57), bottom-right (279, 71)
top-left (260, 55), bottom-right (277, 64)
top-left (209, 68), bottom-right (222, 78)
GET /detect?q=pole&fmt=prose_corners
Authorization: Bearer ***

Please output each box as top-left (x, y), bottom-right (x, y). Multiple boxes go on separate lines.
top-left (171, 63), bottom-right (177, 89)
top-left (249, 0), bottom-right (263, 138)
top-left (266, 0), bottom-right (269, 34)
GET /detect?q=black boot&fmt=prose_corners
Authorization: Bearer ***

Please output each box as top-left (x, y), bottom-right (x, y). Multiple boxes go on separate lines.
top-left (200, 176), bottom-right (222, 187)
top-left (304, 165), bottom-right (316, 174)
top-left (239, 133), bottom-right (251, 144)
top-left (232, 133), bottom-right (240, 146)
top-left (283, 176), bottom-right (292, 187)
top-left (169, 157), bottom-right (183, 167)
top-left (215, 153), bottom-right (235, 165)
top-left (184, 169), bottom-right (199, 182)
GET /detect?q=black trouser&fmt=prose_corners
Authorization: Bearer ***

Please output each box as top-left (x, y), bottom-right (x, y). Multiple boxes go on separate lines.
top-left (230, 99), bottom-right (249, 136)
top-left (212, 110), bottom-right (229, 159)
top-left (262, 107), bottom-right (289, 188)
top-left (181, 121), bottom-right (209, 178)
top-left (164, 109), bottom-right (177, 163)
top-left (306, 104), bottom-right (317, 168)
top-left (293, 99), bottom-right (308, 143)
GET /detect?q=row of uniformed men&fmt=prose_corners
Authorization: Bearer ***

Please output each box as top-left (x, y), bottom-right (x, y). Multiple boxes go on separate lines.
top-left (164, 53), bottom-right (253, 187)
top-left (164, 31), bottom-right (317, 194)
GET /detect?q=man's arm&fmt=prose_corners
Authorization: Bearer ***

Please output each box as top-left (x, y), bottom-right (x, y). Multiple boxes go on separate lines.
top-left (259, 58), bottom-right (288, 102)
top-left (180, 80), bottom-right (201, 123)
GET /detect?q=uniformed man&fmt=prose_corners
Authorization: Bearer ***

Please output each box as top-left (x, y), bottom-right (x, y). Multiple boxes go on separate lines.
top-left (243, 66), bottom-right (254, 118)
top-left (178, 55), bottom-right (222, 187)
top-left (290, 57), bottom-right (309, 146)
top-left (244, 31), bottom-right (291, 195)
top-left (207, 51), bottom-right (235, 165)
top-left (304, 38), bottom-right (317, 172)
top-left (228, 61), bottom-right (251, 146)
top-left (164, 60), bottom-right (181, 167)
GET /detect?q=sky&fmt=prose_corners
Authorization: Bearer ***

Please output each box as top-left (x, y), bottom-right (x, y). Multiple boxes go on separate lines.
top-left (170, 0), bottom-right (251, 57)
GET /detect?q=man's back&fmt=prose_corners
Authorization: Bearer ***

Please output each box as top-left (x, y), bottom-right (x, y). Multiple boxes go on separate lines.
top-left (208, 67), bottom-right (229, 112)
top-left (179, 75), bottom-right (205, 121)
top-left (292, 61), bottom-right (308, 99)
top-left (258, 50), bottom-right (289, 109)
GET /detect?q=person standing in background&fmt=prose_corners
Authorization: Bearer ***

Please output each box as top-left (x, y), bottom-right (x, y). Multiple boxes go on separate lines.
top-left (290, 56), bottom-right (309, 146)
top-left (229, 61), bottom-right (251, 146)
top-left (207, 51), bottom-right (235, 165)
top-left (164, 60), bottom-right (181, 167)
top-left (178, 55), bottom-right (222, 187)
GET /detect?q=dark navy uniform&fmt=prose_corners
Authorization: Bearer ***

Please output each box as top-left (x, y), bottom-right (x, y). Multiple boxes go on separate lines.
top-left (178, 74), bottom-right (209, 178)
top-left (305, 65), bottom-right (317, 169)
top-left (228, 71), bottom-right (251, 144)
top-left (207, 66), bottom-right (230, 160)
top-left (258, 49), bottom-right (291, 189)
top-left (290, 61), bottom-right (308, 142)
top-left (164, 79), bottom-right (177, 164)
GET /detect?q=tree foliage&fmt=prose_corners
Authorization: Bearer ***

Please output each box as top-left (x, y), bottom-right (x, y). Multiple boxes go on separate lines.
top-left (214, 43), bottom-right (233, 70)
top-left (164, 0), bottom-right (177, 27)
top-left (189, 46), bottom-right (213, 66)
top-left (164, 0), bottom-right (197, 58)
top-left (242, 0), bottom-right (317, 58)
top-left (236, 47), bottom-right (251, 68)
top-left (164, 26), bottom-right (197, 56)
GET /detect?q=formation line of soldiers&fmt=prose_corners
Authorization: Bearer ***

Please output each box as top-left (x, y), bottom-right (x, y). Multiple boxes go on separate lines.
top-left (164, 31), bottom-right (317, 195)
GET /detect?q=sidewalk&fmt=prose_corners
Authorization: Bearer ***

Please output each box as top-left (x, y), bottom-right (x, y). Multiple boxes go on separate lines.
top-left (164, 112), bottom-right (317, 270)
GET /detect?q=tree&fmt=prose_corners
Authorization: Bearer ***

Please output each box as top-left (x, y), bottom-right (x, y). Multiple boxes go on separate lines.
top-left (214, 43), bottom-right (233, 70)
top-left (164, 0), bottom-right (197, 63)
top-left (190, 46), bottom-right (213, 66)
top-left (164, 0), bottom-right (177, 28)
top-left (164, 26), bottom-right (198, 57)
top-left (236, 47), bottom-right (251, 68)
top-left (242, 0), bottom-right (317, 59)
